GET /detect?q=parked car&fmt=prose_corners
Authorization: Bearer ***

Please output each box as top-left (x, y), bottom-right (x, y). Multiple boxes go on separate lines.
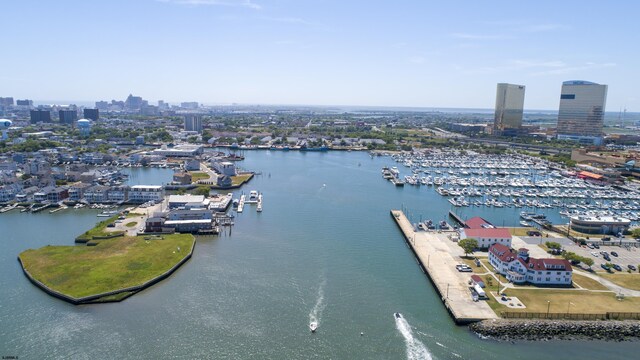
top-left (612, 264), bottom-right (622, 271)
top-left (570, 259), bottom-right (581, 265)
top-left (611, 251), bottom-right (618, 257)
top-left (627, 265), bottom-right (637, 271)
top-left (601, 264), bottom-right (611, 271)
top-left (593, 244), bottom-right (600, 249)
top-left (603, 254), bottom-right (611, 261)
top-left (586, 243), bottom-right (595, 249)
top-left (590, 252), bottom-right (599, 257)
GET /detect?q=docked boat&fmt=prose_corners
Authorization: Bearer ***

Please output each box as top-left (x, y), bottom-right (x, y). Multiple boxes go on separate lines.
top-left (309, 321), bottom-right (318, 333)
top-left (246, 190), bottom-right (259, 204)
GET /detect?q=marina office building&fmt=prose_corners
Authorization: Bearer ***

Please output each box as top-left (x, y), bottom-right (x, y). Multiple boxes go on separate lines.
top-left (493, 83), bottom-right (525, 134)
top-left (556, 80), bottom-right (607, 145)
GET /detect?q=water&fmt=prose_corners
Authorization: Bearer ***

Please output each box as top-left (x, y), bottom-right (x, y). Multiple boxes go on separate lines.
top-left (1, 154), bottom-right (638, 359)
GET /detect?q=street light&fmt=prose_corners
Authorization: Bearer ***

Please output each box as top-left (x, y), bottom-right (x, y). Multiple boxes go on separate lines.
top-left (546, 301), bottom-right (551, 317)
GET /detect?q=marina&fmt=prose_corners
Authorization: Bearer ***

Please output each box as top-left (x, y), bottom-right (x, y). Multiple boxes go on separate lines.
top-left (384, 150), bottom-right (640, 226)
top-left (1, 151), bottom-right (638, 359)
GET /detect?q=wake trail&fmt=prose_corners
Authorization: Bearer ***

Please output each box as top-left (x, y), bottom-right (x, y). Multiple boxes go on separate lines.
top-left (395, 314), bottom-right (433, 360)
top-left (309, 277), bottom-right (326, 326)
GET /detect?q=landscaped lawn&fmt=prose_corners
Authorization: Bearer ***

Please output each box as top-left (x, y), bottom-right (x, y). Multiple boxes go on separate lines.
top-left (600, 273), bottom-right (640, 291)
top-left (572, 273), bottom-right (610, 291)
top-left (189, 171), bottom-right (210, 182)
top-left (231, 173), bottom-right (252, 186)
top-left (75, 215), bottom-right (124, 241)
top-left (507, 227), bottom-right (536, 236)
top-left (19, 234), bottom-right (194, 299)
top-left (125, 221), bottom-right (138, 227)
top-left (498, 289), bottom-right (640, 314)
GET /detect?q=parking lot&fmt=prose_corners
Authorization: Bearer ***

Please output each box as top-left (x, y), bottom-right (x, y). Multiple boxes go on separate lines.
top-left (566, 242), bottom-right (640, 272)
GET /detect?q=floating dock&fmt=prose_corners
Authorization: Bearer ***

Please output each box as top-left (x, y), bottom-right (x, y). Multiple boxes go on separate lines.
top-left (237, 194), bottom-right (246, 213)
top-left (391, 210), bottom-right (498, 324)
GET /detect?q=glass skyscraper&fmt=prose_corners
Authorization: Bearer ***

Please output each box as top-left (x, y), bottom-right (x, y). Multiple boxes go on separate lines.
top-left (556, 80), bottom-right (607, 145)
top-left (494, 83), bottom-right (525, 133)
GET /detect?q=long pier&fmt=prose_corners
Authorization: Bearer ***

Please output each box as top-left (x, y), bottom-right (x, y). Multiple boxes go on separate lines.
top-left (448, 210), bottom-right (466, 228)
top-left (391, 210), bottom-right (498, 324)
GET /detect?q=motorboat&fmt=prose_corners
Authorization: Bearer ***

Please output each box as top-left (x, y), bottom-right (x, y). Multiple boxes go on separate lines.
top-left (309, 321), bottom-right (318, 332)
top-left (394, 312), bottom-right (402, 319)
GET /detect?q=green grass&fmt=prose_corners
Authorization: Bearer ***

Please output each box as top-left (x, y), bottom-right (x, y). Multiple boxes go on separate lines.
top-left (125, 221), bottom-right (137, 228)
top-left (499, 289), bottom-right (640, 314)
top-left (231, 173), bottom-right (253, 186)
top-left (572, 274), bottom-right (610, 291)
top-left (189, 171), bottom-right (210, 182)
top-left (600, 273), bottom-right (640, 290)
top-left (75, 215), bottom-right (124, 241)
top-left (19, 234), bottom-right (194, 299)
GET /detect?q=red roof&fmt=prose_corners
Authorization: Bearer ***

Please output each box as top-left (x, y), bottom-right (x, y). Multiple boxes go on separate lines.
top-left (579, 171), bottom-right (603, 180)
top-left (465, 216), bottom-right (493, 229)
top-left (489, 244), bottom-right (572, 272)
top-left (463, 228), bottom-right (512, 239)
top-left (471, 274), bottom-right (483, 282)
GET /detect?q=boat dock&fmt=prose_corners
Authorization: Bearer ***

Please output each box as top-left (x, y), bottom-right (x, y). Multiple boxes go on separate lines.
top-left (448, 210), bottom-right (465, 228)
top-left (237, 194), bottom-right (246, 213)
top-left (391, 210), bottom-right (498, 324)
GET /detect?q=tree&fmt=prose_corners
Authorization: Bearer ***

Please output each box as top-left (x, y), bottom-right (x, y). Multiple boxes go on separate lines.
top-left (458, 238), bottom-right (478, 258)
top-left (582, 257), bottom-right (594, 269)
top-left (193, 186), bottom-right (211, 196)
top-left (631, 228), bottom-right (640, 239)
top-left (545, 241), bottom-right (562, 250)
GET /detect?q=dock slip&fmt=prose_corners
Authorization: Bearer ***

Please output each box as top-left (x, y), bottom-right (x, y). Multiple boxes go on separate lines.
top-left (391, 210), bottom-right (498, 324)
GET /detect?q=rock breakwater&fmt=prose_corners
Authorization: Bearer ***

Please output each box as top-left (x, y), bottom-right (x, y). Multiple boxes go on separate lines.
top-left (470, 319), bottom-right (640, 341)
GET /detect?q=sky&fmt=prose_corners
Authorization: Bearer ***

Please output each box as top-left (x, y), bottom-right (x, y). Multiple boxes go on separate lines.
top-left (1, 0), bottom-right (639, 111)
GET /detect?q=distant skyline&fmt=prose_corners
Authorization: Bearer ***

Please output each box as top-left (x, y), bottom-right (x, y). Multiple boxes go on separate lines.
top-left (2, 0), bottom-right (639, 111)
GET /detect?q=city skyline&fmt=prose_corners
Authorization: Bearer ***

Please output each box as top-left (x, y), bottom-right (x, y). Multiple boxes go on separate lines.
top-left (2, 0), bottom-right (639, 111)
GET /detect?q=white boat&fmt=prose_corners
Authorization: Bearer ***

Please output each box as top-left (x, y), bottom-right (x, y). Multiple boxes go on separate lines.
top-left (309, 321), bottom-right (318, 332)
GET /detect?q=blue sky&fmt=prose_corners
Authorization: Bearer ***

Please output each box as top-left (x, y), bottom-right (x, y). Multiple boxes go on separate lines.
top-left (1, 0), bottom-right (638, 110)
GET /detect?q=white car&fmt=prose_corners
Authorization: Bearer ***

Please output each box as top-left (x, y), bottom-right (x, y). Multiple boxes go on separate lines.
top-left (590, 252), bottom-right (599, 257)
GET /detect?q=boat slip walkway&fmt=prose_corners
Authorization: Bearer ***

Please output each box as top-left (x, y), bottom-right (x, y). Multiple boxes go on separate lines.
top-left (391, 210), bottom-right (498, 324)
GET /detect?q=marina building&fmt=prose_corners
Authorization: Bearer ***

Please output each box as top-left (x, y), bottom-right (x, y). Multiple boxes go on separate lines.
top-left (494, 83), bottom-right (525, 133)
top-left (128, 185), bottom-right (164, 203)
top-left (212, 161), bottom-right (237, 176)
top-left (569, 215), bottom-right (631, 235)
top-left (459, 227), bottom-right (512, 249)
top-left (152, 144), bottom-right (203, 157)
top-left (556, 80), bottom-right (607, 145)
top-left (489, 244), bottom-right (573, 286)
top-left (168, 194), bottom-right (208, 209)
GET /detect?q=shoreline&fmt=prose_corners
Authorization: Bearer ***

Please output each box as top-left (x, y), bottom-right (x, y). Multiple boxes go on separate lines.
top-left (470, 319), bottom-right (640, 341)
top-left (18, 237), bottom-right (196, 305)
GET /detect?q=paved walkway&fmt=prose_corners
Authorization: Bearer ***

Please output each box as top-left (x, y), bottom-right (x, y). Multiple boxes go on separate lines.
top-left (392, 210), bottom-right (498, 323)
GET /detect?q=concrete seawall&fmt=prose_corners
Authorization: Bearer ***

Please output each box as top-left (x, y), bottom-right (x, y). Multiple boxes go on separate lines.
top-left (390, 210), bottom-right (498, 324)
top-left (18, 238), bottom-right (196, 305)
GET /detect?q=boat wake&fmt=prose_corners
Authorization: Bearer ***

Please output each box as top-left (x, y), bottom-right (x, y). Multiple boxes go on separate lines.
top-left (395, 314), bottom-right (433, 360)
top-left (309, 278), bottom-right (326, 329)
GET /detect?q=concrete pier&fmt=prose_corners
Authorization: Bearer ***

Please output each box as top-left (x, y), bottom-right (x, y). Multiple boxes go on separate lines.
top-left (391, 210), bottom-right (498, 324)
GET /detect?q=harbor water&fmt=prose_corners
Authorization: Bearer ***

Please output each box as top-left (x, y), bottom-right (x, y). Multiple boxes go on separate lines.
top-left (1, 152), bottom-right (638, 359)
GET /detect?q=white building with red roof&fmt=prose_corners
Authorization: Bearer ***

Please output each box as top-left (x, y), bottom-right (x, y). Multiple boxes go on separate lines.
top-left (488, 243), bottom-right (573, 286)
top-left (459, 227), bottom-right (512, 249)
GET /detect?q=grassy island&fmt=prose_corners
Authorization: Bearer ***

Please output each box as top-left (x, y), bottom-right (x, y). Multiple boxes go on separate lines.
top-left (19, 234), bottom-right (195, 304)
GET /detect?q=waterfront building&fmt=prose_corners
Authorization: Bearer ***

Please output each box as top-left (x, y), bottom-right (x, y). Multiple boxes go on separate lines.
top-left (459, 227), bottom-right (512, 249)
top-left (59, 109), bottom-right (77, 126)
top-left (557, 80), bottom-right (607, 145)
top-left (172, 172), bottom-right (192, 185)
top-left (128, 185), bottom-right (164, 203)
top-left (184, 114), bottom-right (203, 133)
top-left (494, 83), bottom-right (525, 133)
top-left (168, 194), bottom-right (207, 209)
top-left (569, 215), bottom-right (631, 235)
top-left (30, 109), bottom-right (52, 123)
top-left (83, 108), bottom-right (99, 121)
top-left (83, 185), bottom-right (110, 203)
top-left (152, 144), bottom-right (203, 157)
top-left (489, 244), bottom-right (572, 286)
top-left (107, 186), bottom-right (129, 203)
top-left (212, 161), bottom-right (237, 176)
top-left (184, 159), bottom-right (200, 171)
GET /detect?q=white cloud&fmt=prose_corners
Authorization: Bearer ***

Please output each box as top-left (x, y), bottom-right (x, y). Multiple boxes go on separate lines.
top-left (158, 0), bottom-right (262, 10)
